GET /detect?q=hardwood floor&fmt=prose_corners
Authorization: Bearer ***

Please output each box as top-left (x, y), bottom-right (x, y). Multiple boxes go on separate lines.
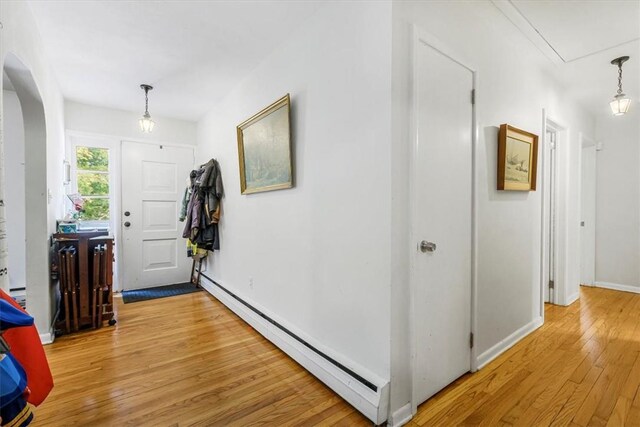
top-left (34, 286), bottom-right (639, 426)
top-left (35, 291), bottom-right (369, 426)
top-left (410, 286), bottom-right (640, 427)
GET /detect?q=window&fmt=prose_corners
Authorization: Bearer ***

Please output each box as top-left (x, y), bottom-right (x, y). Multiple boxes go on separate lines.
top-left (75, 146), bottom-right (110, 230)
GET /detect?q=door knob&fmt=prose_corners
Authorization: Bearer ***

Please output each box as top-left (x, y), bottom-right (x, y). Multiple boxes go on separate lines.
top-left (420, 241), bottom-right (436, 253)
top-left (124, 211), bottom-right (131, 217)
top-left (124, 221), bottom-right (131, 227)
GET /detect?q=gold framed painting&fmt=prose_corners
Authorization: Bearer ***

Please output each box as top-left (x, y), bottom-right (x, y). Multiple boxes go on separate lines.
top-left (498, 124), bottom-right (538, 191)
top-left (237, 94), bottom-right (293, 195)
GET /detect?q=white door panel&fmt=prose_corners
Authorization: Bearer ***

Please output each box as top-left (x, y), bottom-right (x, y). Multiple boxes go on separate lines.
top-left (121, 141), bottom-right (194, 290)
top-left (414, 41), bottom-right (473, 404)
top-left (581, 146), bottom-right (596, 286)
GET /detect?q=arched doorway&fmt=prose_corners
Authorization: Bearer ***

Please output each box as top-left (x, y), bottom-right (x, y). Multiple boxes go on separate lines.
top-left (2, 53), bottom-right (51, 339)
top-left (2, 71), bottom-right (27, 303)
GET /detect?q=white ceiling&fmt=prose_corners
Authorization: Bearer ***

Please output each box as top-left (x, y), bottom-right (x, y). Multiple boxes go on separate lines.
top-left (28, 1), bottom-right (323, 122)
top-left (27, 1), bottom-right (640, 121)
top-left (512, 0), bottom-right (640, 62)
top-left (505, 0), bottom-right (640, 117)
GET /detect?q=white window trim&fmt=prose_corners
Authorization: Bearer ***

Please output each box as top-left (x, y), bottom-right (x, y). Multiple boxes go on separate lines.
top-left (69, 138), bottom-right (115, 232)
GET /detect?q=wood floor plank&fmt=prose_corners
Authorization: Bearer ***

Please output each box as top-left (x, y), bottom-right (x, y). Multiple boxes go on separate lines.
top-left (550, 365), bottom-right (604, 426)
top-left (607, 397), bottom-right (633, 427)
top-left (626, 405), bottom-right (640, 426)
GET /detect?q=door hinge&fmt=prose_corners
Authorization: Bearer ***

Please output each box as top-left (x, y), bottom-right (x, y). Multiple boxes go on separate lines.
top-left (549, 280), bottom-right (555, 289)
top-left (471, 89), bottom-right (476, 105)
top-left (470, 332), bottom-right (474, 349)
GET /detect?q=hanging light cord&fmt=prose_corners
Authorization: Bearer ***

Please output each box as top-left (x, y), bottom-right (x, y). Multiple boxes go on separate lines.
top-left (617, 63), bottom-right (624, 95)
top-left (144, 87), bottom-right (150, 115)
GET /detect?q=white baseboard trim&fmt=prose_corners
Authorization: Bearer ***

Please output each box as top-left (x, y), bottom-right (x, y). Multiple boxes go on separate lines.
top-left (199, 276), bottom-right (390, 425)
top-left (39, 325), bottom-right (55, 345)
top-left (388, 403), bottom-right (413, 427)
top-left (594, 281), bottom-right (640, 294)
top-left (476, 316), bottom-right (543, 370)
top-left (565, 292), bottom-right (580, 306)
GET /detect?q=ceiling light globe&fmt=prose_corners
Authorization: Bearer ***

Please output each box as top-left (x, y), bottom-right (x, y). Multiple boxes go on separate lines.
top-left (139, 113), bottom-right (155, 133)
top-left (610, 94), bottom-right (631, 116)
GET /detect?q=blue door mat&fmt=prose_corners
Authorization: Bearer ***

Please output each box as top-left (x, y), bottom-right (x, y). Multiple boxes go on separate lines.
top-left (122, 282), bottom-right (202, 304)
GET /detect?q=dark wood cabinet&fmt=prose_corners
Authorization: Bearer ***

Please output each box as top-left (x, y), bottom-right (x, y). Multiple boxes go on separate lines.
top-left (53, 231), bottom-right (116, 333)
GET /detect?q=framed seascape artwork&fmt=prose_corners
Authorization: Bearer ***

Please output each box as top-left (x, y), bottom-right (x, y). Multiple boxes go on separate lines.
top-left (497, 124), bottom-right (538, 191)
top-left (237, 94), bottom-right (293, 195)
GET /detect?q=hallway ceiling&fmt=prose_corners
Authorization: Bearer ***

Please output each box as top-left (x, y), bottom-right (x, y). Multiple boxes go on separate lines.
top-left (511, 0), bottom-right (639, 63)
top-left (28, 1), bottom-right (640, 121)
top-left (507, 0), bottom-right (640, 117)
top-left (27, 1), bottom-right (323, 122)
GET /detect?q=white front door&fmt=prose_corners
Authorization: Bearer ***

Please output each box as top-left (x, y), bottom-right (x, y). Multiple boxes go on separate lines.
top-left (580, 145), bottom-right (596, 286)
top-left (413, 39), bottom-right (473, 404)
top-left (121, 141), bottom-right (194, 290)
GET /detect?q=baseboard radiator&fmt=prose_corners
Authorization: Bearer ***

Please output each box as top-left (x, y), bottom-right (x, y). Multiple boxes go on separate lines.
top-left (197, 272), bottom-right (390, 424)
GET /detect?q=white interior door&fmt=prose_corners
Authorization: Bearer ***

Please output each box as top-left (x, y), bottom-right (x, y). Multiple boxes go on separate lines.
top-left (121, 141), bottom-right (194, 290)
top-left (413, 39), bottom-right (473, 405)
top-left (581, 145), bottom-right (596, 286)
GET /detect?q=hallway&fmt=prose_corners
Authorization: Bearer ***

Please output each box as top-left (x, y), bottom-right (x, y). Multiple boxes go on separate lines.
top-left (36, 286), bottom-right (640, 426)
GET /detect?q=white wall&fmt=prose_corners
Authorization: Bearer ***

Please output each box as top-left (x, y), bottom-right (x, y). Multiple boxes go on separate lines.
top-left (196, 1), bottom-right (392, 382)
top-left (390, 0), bottom-right (595, 417)
top-left (594, 109), bottom-right (640, 290)
top-left (2, 90), bottom-right (26, 291)
top-left (1, 1), bottom-right (67, 339)
top-left (65, 101), bottom-right (197, 145)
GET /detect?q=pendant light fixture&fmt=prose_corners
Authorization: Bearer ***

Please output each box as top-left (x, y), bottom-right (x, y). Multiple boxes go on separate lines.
top-left (139, 84), bottom-right (155, 133)
top-left (609, 56), bottom-right (631, 116)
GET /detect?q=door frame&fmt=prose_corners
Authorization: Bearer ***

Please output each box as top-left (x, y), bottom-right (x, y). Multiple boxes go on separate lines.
top-left (408, 26), bottom-right (479, 414)
top-left (119, 139), bottom-right (195, 291)
top-left (540, 111), bottom-right (571, 310)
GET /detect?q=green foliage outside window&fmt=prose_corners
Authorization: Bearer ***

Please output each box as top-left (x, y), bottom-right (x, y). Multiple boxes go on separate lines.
top-left (77, 173), bottom-right (109, 196)
top-left (79, 198), bottom-right (109, 221)
top-left (76, 147), bottom-right (108, 171)
top-left (76, 146), bottom-right (110, 222)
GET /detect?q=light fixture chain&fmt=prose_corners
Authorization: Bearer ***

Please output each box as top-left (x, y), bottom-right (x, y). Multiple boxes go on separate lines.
top-left (145, 88), bottom-right (149, 114)
top-left (618, 63), bottom-right (623, 95)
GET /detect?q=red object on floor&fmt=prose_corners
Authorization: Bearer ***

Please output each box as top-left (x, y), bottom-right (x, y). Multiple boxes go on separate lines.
top-left (0, 289), bottom-right (54, 406)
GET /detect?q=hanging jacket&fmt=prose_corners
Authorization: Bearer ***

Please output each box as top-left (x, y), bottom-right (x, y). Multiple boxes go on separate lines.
top-left (196, 159), bottom-right (224, 224)
top-left (181, 159), bottom-right (223, 250)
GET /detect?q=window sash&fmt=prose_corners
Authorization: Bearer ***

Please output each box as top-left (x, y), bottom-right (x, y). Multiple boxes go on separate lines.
top-left (77, 169), bottom-right (109, 174)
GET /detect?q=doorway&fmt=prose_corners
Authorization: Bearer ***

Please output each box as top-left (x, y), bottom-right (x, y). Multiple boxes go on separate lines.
top-left (541, 115), bottom-right (572, 307)
top-left (580, 138), bottom-right (596, 286)
top-left (2, 82), bottom-right (26, 306)
top-left (544, 129), bottom-right (558, 303)
top-left (410, 31), bottom-right (475, 406)
top-left (120, 141), bottom-right (194, 290)
top-left (2, 53), bottom-right (50, 335)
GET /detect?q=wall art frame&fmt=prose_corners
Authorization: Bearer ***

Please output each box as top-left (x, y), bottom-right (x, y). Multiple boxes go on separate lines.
top-left (237, 94), bottom-right (293, 195)
top-left (498, 123), bottom-right (538, 191)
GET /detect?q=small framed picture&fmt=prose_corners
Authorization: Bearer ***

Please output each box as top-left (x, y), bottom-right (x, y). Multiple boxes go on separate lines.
top-left (498, 124), bottom-right (538, 191)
